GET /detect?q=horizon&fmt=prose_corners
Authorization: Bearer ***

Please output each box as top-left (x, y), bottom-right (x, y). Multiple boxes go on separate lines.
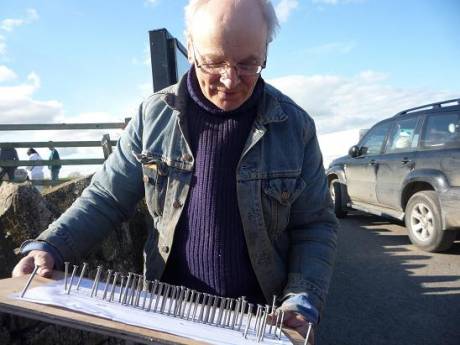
top-left (1, 0), bottom-right (459, 177)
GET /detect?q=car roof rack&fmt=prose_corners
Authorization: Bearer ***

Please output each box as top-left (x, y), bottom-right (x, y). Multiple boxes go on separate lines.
top-left (395, 98), bottom-right (460, 117)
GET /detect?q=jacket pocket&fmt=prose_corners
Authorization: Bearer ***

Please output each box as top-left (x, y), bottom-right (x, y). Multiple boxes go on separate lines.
top-left (142, 161), bottom-right (168, 217)
top-left (261, 177), bottom-right (306, 240)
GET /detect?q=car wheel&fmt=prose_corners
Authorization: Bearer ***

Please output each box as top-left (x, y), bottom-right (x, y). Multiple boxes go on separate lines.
top-left (330, 178), bottom-right (347, 218)
top-left (405, 191), bottom-right (456, 252)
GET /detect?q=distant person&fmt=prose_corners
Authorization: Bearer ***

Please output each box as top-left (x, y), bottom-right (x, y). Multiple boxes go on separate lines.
top-left (26, 148), bottom-right (44, 182)
top-left (0, 147), bottom-right (19, 181)
top-left (48, 147), bottom-right (62, 181)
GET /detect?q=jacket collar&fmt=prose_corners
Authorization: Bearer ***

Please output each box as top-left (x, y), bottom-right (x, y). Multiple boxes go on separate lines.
top-left (158, 73), bottom-right (288, 125)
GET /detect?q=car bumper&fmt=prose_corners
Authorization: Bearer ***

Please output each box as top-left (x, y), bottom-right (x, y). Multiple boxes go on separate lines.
top-left (439, 187), bottom-right (460, 229)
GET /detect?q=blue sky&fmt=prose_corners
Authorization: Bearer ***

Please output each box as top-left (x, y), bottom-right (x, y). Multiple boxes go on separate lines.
top-left (0, 0), bottom-right (459, 174)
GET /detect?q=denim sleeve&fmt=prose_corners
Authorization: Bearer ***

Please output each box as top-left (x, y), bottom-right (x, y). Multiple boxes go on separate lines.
top-left (30, 104), bottom-right (146, 264)
top-left (279, 293), bottom-right (320, 324)
top-left (20, 240), bottom-right (64, 269)
top-left (283, 113), bottom-right (339, 316)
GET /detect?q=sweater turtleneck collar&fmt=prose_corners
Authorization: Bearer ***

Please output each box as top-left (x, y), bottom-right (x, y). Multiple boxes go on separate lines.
top-left (186, 66), bottom-right (264, 117)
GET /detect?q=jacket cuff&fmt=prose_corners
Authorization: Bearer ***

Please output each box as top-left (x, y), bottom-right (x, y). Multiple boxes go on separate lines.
top-left (20, 240), bottom-right (65, 270)
top-left (279, 293), bottom-right (320, 324)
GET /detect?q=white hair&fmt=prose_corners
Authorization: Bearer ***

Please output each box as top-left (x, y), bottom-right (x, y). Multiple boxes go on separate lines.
top-left (184, 0), bottom-right (280, 43)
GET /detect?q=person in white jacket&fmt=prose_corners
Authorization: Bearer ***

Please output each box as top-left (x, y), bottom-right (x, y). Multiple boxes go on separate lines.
top-left (26, 148), bottom-right (44, 183)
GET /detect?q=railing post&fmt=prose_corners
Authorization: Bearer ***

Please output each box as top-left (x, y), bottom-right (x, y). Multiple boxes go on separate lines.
top-left (124, 117), bottom-right (131, 129)
top-left (101, 134), bottom-right (112, 160)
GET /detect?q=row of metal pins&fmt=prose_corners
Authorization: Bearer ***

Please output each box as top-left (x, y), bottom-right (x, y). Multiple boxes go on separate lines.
top-left (60, 262), bottom-right (291, 342)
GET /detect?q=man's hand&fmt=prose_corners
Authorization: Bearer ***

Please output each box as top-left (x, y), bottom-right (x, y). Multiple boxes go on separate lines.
top-left (283, 310), bottom-right (315, 344)
top-left (12, 250), bottom-right (55, 278)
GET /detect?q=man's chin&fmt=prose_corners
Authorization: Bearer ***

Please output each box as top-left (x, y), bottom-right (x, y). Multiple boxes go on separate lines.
top-left (213, 97), bottom-right (245, 112)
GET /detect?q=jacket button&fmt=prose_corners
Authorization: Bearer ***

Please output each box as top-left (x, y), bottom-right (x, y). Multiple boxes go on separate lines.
top-left (143, 175), bottom-right (149, 183)
top-left (281, 191), bottom-right (289, 201)
top-left (182, 153), bottom-right (193, 162)
top-left (173, 200), bottom-right (182, 209)
top-left (161, 245), bottom-right (169, 253)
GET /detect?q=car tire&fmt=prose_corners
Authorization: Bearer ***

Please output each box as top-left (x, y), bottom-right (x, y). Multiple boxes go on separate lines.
top-left (405, 191), bottom-right (456, 252)
top-left (330, 178), bottom-right (347, 218)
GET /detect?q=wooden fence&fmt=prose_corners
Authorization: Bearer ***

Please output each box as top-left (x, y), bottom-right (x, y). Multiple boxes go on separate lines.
top-left (0, 119), bottom-right (130, 185)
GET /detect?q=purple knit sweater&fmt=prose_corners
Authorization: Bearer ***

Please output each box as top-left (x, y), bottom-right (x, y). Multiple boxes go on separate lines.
top-left (162, 68), bottom-right (265, 304)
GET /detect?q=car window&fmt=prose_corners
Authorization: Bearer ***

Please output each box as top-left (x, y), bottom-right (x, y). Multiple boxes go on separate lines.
top-left (386, 117), bottom-right (419, 153)
top-left (421, 113), bottom-right (460, 149)
top-left (359, 122), bottom-right (392, 156)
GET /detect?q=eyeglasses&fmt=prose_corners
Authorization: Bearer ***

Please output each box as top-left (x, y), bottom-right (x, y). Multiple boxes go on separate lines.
top-left (191, 41), bottom-right (267, 77)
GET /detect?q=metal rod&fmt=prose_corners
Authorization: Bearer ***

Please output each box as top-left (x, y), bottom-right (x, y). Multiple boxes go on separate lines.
top-left (213, 297), bottom-right (226, 326)
top-left (268, 295), bottom-right (277, 334)
top-left (64, 262), bottom-right (69, 291)
top-left (169, 286), bottom-right (179, 315)
top-left (274, 310), bottom-right (282, 339)
top-left (237, 297), bottom-right (247, 330)
top-left (198, 294), bottom-right (208, 322)
top-left (278, 310), bottom-right (285, 339)
top-left (259, 306), bottom-right (270, 342)
top-left (154, 283), bottom-right (164, 312)
top-left (181, 288), bottom-right (190, 318)
top-left (90, 266), bottom-right (102, 298)
top-left (160, 284), bottom-right (171, 313)
top-left (102, 269), bottom-right (113, 300)
top-left (243, 303), bottom-right (254, 338)
top-left (231, 298), bottom-right (241, 329)
top-left (122, 272), bottom-right (133, 304)
top-left (226, 299), bottom-right (234, 326)
top-left (20, 265), bottom-right (40, 298)
top-left (75, 262), bottom-right (88, 291)
top-left (142, 280), bottom-right (151, 310)
top-left (304, 322), bottom-right (313, 345)
top-left (186, 290), bottom-right (196, 320)
top-left (254, 304), bottom-right (262, 331)
top-left (208, 296), bottom-right (218, 324)
top-left (118, 275), bottom-right (126, 303)
top-left (192, 292), bottom-right (202, 321)
top-left (148, 280), bottom-right (159, 312)
top-left (109, 272), bottom-right (119, 302)
top-left (128, 274), bottom-right (138, 306)
top-left (66, 265), bottom-right (78, 294)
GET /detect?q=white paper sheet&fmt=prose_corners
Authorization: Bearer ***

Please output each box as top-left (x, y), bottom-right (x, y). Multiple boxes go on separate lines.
top-left (12, 278), bottom-right (293, 345)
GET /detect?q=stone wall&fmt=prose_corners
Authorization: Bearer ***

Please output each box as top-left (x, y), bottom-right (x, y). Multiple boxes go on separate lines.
top-left (0, 178), bottom-right (150, 344)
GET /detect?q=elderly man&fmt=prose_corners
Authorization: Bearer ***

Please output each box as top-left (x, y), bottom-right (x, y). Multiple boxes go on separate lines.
top-left (13, 0), bottom-right (338, 341)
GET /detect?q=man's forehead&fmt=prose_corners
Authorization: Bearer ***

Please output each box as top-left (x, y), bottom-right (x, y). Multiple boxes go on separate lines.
top-left (190, 0), bottom-right (268, 50)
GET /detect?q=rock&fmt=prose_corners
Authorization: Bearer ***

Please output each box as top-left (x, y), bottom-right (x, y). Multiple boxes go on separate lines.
top-left (0, 182), bottom-right (55, 278)
top-left (0, 176), bottom-right (150, 344)
top-left (42, 175), bottom-right (93, 217)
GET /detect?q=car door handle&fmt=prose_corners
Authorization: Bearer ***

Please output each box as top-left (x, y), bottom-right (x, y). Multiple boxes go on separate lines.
top-left (401, 158), bottom-right (411, 164)
top-left (368, 159), bottom-right (376, 165)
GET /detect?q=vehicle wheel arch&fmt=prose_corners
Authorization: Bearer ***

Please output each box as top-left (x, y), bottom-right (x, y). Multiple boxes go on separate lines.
top-left (401, 169), bottom-right (450, 209)
top-left (401, 181), bottom-right (435, 210)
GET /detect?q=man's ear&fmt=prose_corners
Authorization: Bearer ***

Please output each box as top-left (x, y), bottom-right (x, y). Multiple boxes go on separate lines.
top-left (186, 39), bottom-right (194, 64)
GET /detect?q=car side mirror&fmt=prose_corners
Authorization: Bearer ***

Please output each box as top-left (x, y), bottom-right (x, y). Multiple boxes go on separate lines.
top-left (348, 145), bottom-right (360, 158)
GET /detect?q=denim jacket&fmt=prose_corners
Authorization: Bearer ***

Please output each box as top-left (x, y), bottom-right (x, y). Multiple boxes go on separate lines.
top-left (25, 75), bottom-right (338, 317)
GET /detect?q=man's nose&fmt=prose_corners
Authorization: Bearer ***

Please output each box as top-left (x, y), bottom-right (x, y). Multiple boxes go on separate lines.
top-left (219, 66), bottom-right (241, 89)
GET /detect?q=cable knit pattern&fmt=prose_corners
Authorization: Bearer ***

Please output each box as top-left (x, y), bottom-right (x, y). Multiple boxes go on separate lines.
top-left (162, 68), bottom-right (265, 304)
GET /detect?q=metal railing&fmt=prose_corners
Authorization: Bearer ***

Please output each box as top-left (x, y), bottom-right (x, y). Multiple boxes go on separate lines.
top-left (0, 119), bottom-right (130, 185)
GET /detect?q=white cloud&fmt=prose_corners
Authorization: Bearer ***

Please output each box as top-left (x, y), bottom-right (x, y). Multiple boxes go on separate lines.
top-left (275, 0), bottom-right (299, 23)
top-left (0, 65), bottom-right (17, 82)
top-left (268, 71), bottom-right (459, 135)
top-left (0, 70), bottom-right (63, 123)
top-left (0, 8), bottom-right (39, 32)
